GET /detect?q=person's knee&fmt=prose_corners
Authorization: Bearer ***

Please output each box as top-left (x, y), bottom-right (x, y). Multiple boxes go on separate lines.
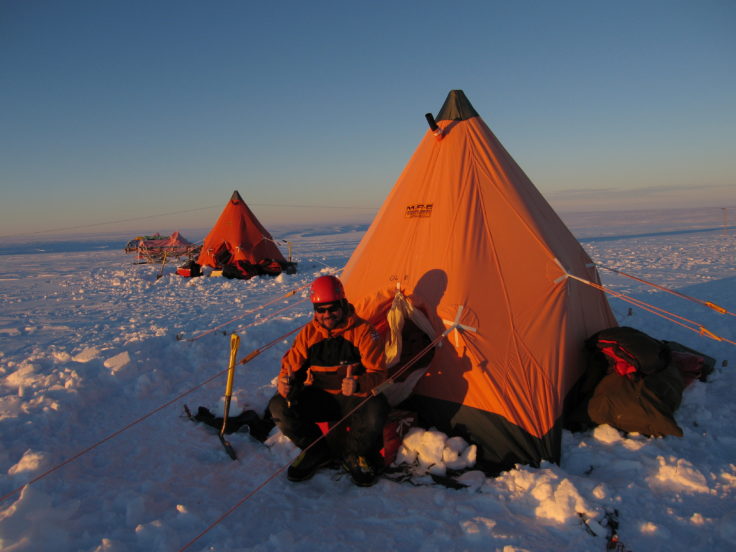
top-left (364, 396), bottom-right (389, 421)
top-left (268, 393), bottom-right (288, 421)
top-left (352, 396), bottom-right (389, 428)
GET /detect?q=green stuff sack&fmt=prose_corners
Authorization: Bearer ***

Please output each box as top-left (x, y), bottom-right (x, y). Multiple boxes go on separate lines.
top-left (587, 363), bottom-right (685, 437)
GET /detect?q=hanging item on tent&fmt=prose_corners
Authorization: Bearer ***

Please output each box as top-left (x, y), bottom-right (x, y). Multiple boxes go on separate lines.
top-left (197, 191), bottom-right (297, 277)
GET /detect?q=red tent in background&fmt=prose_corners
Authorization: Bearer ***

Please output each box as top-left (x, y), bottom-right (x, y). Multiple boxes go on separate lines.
top-left (341, 90), bottom-right (616, 474)
top-left (197, 191), bottom-right (296, 277)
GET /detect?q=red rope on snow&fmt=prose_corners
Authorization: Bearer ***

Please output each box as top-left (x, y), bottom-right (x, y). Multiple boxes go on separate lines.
top-left (185, 283), bottom-right (311, 342)
top-left (179, 328), bottom-right (452, 551)
top-left (0, 325), bottom-right (303, 505)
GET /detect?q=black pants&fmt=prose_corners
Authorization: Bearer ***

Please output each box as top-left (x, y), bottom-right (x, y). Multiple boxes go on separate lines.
top-left (268, 387), bottom-right (389, 459)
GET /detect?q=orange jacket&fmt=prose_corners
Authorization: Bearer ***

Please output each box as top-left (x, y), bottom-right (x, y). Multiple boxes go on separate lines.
top-left (280, 307), bottom-right (386, 397)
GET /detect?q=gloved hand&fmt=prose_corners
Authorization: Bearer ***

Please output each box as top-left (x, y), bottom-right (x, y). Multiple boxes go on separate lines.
top-left (341, 365), bottom-right (358, 396)
top-left (278, 368), bottom-right (293, 399)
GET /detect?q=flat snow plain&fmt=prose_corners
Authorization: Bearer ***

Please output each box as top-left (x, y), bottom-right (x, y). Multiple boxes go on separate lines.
top-left (0, 208), bottom-right (734, 551)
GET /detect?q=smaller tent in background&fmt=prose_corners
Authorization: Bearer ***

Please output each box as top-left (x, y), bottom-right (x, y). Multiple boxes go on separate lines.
top-left (197, 191), bottom-right (296, 278)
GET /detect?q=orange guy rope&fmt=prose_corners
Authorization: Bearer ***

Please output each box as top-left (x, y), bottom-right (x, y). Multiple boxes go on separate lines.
top-left (596, 264), bottom-right (734, 317)
top-left (565, 272), bottom-right (736, 347)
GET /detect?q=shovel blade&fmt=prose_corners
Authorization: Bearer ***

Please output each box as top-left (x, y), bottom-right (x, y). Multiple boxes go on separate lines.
top-left (219, 434), bottom-right (237, 460)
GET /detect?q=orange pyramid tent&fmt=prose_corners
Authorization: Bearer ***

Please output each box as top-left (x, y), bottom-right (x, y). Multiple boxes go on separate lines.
top-left (198, 191), bottom-right (288, 270)
top-left (342, 90), bottom-right (617, 474)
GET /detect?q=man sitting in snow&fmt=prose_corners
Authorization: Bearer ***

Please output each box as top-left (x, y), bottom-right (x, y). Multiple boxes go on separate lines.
top-left (268, 275), bottom-right (389, 487)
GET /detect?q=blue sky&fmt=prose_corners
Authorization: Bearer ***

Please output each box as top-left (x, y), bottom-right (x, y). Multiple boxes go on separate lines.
top-left (1, 0), bottom-right (734, 238)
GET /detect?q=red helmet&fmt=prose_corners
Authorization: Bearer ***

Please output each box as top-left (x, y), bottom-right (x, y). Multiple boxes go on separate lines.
top-left (310, 275), bottom-right (345, 304)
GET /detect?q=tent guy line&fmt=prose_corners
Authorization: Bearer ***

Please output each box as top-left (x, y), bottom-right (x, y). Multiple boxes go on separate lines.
top-left (181, 284), bottom-right (308, 342)
top-left (0, 314), bottom-right (307, 505)
top-left (561, 269), bottom-right (736, 347)
top-left (179, 326), bottom-right (452, 552)
top-left (596, 263), bottom-right (734, 316)
top-left (0, 363), bottom-right (230, 505)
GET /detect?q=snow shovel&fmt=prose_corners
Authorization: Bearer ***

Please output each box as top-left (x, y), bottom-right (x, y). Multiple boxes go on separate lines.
top-left (219, 332), bottom-right (241, 460)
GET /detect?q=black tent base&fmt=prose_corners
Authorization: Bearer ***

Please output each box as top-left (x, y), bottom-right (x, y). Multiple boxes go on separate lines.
top-left (402, 395), bottom-right (561, 476)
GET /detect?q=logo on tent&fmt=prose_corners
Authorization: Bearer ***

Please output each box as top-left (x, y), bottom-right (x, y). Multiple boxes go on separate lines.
top-left (405, 203), bottom-right (433, 218)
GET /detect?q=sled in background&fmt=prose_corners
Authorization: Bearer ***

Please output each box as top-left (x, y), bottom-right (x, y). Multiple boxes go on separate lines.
top-left (124, 232), bottom-right (201, 264)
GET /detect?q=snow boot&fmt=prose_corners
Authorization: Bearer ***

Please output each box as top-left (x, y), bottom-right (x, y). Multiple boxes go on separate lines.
top-left (287, 442), bottom-right (332, 482)
top-left (343, 455), bottom-right (377, 487)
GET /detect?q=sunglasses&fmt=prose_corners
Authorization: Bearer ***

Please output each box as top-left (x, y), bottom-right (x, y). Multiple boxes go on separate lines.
top-left (315, 304), bottom-right (342, 314)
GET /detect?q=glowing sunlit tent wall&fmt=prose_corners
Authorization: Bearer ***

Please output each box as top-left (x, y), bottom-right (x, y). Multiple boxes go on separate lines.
top-left (198, 191), bottom-right (288, 270)
top-left (342, 90), bottom-right (617, 474)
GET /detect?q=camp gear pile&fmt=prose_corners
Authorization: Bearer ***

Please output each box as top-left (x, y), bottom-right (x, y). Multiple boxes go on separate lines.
top-left (565, 326), bottom-right (715, 437)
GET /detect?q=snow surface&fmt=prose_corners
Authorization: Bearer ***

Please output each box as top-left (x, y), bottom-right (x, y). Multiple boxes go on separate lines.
top-left (0, 211), bottom-right (735, 551)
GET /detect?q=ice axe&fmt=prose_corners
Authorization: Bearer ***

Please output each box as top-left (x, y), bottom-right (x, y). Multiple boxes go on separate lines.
top-left (219, 332), bottom-right (241, 460)
top-left (155, 250), bottom-right (169, 280)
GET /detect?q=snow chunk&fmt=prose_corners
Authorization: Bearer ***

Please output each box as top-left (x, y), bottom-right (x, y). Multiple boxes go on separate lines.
top-left (92, 537), bottom-right (127, 551)
top-left (498, 467), bottom-right (595, 523)
top-left (461, 516), bottom-right (496, 538)
top-left (0, 485), bottom-right (80, 551)
top-left (104, 351), bottom-right (131, 374)
top-left (415, 430), bottom-right (446, 473)
top-left (639, 520), bottom-right (669, 537)
top-left (72, 347), bottom-right (100, 363)
top-left (394, 443), bottom-right (417, 466)
top-left (51, 350), bottom-right (71, 362)
top-left (5, 365), bottom-right (35, 388)
top-left (532, 477), bottom-right (590, 523)
top-left (592, 424), bottom-right (623, 444)
top-left (690, 512), bottom-right (706, 525)
top-left (455, 470), bottom-right (487, 492)
top-left (396, 428), bottom-right (477, 475)
top-left (649, 456), bottom-right (710, 493)
top-left (8, 449), bottom-right (47, 475)
top-left (0, 395), bottom-right (23, 420)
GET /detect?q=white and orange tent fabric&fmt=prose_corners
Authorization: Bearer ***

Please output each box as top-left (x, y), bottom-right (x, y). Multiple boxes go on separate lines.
top-left (342, 90), bottom-right (617, 473)
top-left (198, 191), bottom-right (288, 270)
